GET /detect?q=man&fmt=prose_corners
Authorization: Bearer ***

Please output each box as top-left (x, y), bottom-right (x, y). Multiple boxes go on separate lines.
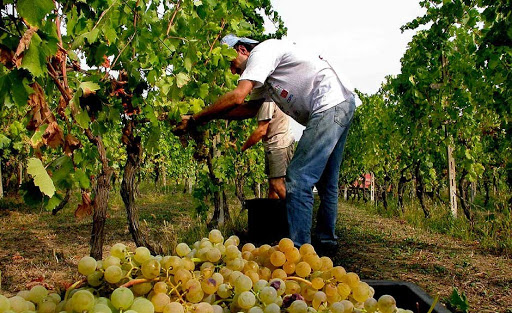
top-left (241, 101), bottom-right (294, 199)
top-left (177, 34), bottom-right (356, 248)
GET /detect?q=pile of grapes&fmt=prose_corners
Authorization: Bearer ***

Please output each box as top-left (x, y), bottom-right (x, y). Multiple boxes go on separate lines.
top-left (0, 230), bottom-right (412, 313)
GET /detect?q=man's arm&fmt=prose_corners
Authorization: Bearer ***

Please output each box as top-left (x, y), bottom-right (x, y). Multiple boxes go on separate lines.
top-left (193, 80), bottom-right (256, 124)
top-left (218, 98), bottom-right (265, 120)
top-left (242, 120), bottom-right (270, 152)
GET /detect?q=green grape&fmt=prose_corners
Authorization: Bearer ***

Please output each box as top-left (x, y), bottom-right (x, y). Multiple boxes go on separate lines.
top-left (247, 306), bottom-right (263, 313)
top-left (78, 256), bottom-right (97, 276)
top-left (234, 275), bottom-right (252, 292)
top-left (227, 235), bottom-right (240, 246)
top-left (93, 303), bottom-right (112, 313)
top-left (141, 259), bottom-right (161, 279)
top-left (47, 293), bottom-right (61, 304)
top-left (264, 303), bottom-right (280, 313)
top-left (193, 302), bottom-right (213, 313)
top-left (104, 265), bottom-right (124, 284)
top-left (184, 280), bottom-right (203, 303)
top-left (226, 258), bottom-right (244, 271)
top-left (377, 295), bottom-right (396, 313)
top-left (259, 286), bottom-right (277, 304)
top-left (8, 296), bottom-right (27, 313)
top-left (174, 268), bottom-right (192, 285)
top-left (224, 245), bottom-right (240, 259)
top-left (330, 302), bottom-right (345, 313)
top-left (134, 247), bottom-right (152, 264)
top-left (288, 300), bottom-right (308, 313)
top-left (206, 248), bottom-right (221, 263)
top-left (71, 290), bottom-right (95, 312)
top-left (311, 291), bottom-right (327, 310)
top-left (131, 297), bottom-right (154, 313)
top-left (132, 279), bottom-right (153, 296)
top-left (110, 243), bottom-right (127, 259)
top-left (37, 300), bottom-right (56, 313)
top-left (208, 229), bottom-right (223, 244)
top-left (363, 298), bottom-right (378, 313)
top-left (111, 287), bottom-right (134, 310)
top-left (150, 293), bottom-right (170, 312)
top-left (175, 243), bottom-right (191, 257)
top-left (25, 301), bottom-right (36, 312)
top-left (352, 281), bottom-right (371, 303)
top-left (0, 295), bottom-right (10, 313)
top-left (237, 291), bottom-right (256, 309)
top-left (339, 300), bottom-right (354, 313)
top-left (163, 302), bottom-right (183, 313)
top-left (125, 310), bottom-right (138, 313)
top-left (153, 282), bottom-right (168, 294)
top-left (269, 278), bottom-right (286, 296)
top-left (201, 278), bottom-right (219, 295)
top-left (253, 280), bottom-right (267, 292)
top-left (103, 256), bottom-right (121, 269)
top-left (211, 304), bottom-right (223, 313)
top-left (28, 285), bottom-right (48, 304)
top-left (15, 292), bottom-right (29, 301)
top-left (216, 284), bottom-right (232, 299)
top-left (87, 271), bottom-right (104, 287)
top-left (163, 256), bottom-right (183, 275)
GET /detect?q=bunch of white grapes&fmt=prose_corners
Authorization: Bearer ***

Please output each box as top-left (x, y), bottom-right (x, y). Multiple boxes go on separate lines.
top-left (0, 230), bottom-right (414, 313)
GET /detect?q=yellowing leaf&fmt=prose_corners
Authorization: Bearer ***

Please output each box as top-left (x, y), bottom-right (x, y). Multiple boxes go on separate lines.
top-left (27, 157), bottom-right (56, 198)
top-left (176, 72), bottom-right (190, 88)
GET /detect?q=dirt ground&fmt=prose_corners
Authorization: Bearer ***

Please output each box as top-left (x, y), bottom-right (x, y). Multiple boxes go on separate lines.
top-left (334, 202), bottom-right (512, 313)
top-left (0, 197), bottom-right (511, 312)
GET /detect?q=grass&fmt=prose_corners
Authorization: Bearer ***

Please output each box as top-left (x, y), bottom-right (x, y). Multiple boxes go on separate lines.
top-left (353, 192), bottom-right (512, 256)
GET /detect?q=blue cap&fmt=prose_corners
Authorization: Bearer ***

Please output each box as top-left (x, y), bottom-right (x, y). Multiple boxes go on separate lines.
top-left (221, 34), bottom-right (259, 48)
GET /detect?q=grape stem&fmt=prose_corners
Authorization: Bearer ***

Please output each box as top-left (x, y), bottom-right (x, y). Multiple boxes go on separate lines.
top-left (121, 278), bottom-right (157, 288)
top-left (169, 281), bottom-right (184, 301)
top-left (64, 278), bottom-right (87, 301)
top-left (283, 276), bottom-right (313, 286)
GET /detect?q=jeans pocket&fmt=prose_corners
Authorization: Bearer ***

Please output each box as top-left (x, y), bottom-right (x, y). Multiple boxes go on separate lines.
top-left (334, 100), bottom-right (355, 127)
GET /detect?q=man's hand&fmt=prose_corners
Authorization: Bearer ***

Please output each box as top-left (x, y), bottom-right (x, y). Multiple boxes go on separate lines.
top-left (172, 115), bottom-right (195, 136)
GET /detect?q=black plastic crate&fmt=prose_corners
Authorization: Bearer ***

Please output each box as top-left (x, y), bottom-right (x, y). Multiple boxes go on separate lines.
top-left (245, 198), bottom-right (288, 244)
top-left (365, 280), bottom-right (452, 313)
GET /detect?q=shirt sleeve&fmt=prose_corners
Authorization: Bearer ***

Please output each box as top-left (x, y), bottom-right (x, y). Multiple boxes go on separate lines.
top-left (239, 42), bottom-right (282, 88)
top-left (256, 102), bottom-right (275, 122)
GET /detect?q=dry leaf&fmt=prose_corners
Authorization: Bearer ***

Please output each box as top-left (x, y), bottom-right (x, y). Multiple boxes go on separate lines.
top-left (0, 44), bottom-right (14, 69)
top-left (13, 27), bottom-right (38, 68)
top-left (63, 134), bottom-right (82, 156)
top-left (27, 83), bottom-right (56, 131)
top-left (42, 121), bottom-right (64, 148)
top-left (75, 191), bottom-right (92, 219)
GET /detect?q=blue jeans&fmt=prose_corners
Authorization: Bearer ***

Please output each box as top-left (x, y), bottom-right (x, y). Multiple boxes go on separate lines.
top-left (286, 97), bottom-right (356, 247)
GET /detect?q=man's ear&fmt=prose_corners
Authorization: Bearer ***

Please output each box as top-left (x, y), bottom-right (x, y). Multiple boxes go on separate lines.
top-left (238, 45), bottom-right (250, 56)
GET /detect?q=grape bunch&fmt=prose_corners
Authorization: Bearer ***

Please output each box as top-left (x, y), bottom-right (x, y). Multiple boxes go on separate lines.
top-left (0, 230), bottom-right (413, 313)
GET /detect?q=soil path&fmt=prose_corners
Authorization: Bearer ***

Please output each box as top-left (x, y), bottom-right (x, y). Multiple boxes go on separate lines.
top-left (334, 202), bottom-right (512, 313)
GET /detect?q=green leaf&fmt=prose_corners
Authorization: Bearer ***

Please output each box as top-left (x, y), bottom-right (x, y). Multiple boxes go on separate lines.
top-left (176, 72), bottom-right (190, 88)
top-left (85, 28), bottom-right (100, 44)
top-left (0, 134), bottom-right (11, 149)
top-left (190, 98), bottom-right (204, 113)
top-left (17, 0), bottom-right (54, 27)
top-left (79, 81), bottom-right (100, 94)
top-left (76, 109), bottom-right (91, 128)
top-left (74, 169), bottom-right (90, 189)
top-left (449, 288), bottom-right (469, 313)
top-left (27, 157), bottom-right (56, 198)
top-left (31, 124), bottom-right (49, 146)
top-left (199, 83), bottom-right (209, 98)
top-left (21, 33), bottom-right (46, 77)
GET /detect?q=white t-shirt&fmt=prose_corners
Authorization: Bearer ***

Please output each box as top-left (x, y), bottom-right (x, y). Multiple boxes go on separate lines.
top-left (240, 39), bottom-right (354, 126)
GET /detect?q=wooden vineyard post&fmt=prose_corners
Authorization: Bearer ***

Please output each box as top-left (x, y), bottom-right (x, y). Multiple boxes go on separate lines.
top-left (447, 145), bottom-right (457, 217)
top-left (370, 172), bottom-right (375, 202)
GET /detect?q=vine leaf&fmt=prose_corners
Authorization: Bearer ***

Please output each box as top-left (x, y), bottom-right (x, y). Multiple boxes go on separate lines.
top-left (75, 191), bottom-right (93, 219)
top-left (17, 0), bottom-right (54, 27)
top-left (27, 157), bottom-right (56, 198)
